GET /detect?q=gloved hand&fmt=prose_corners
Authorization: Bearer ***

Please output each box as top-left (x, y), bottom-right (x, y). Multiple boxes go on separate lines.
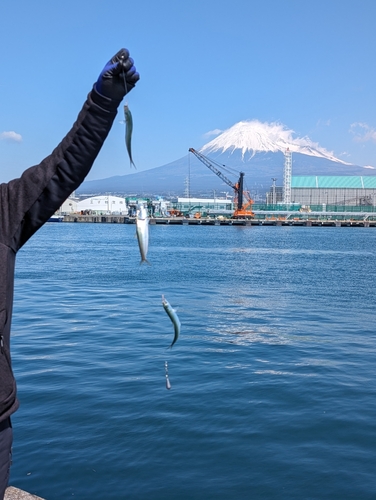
top-left (95, 48), bottom-right (139, 101)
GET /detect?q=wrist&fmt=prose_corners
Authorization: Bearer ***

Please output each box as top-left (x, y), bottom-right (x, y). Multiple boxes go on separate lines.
top-left (91, 85), bottom-right (122, 112)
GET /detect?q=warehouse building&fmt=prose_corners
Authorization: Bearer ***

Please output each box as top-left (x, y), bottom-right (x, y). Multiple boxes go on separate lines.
top-left (173, 197), bottom-right (234, 216)
top-left (267, 176), bottom-right (376, 207)
top-left (60, 197), bottom-right (78, 214)
top-left (77, 195), bottom-right (127, 214)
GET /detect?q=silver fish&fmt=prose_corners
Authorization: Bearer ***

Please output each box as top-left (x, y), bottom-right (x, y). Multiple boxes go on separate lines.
top-left (162, 295), bottom-right (181, 348)
top-left (124, 104), bottom-right (136, 169)
top-left (136, 203), bottom-right (150, 264)
top-left (165, 361), bottom-right (171, 390)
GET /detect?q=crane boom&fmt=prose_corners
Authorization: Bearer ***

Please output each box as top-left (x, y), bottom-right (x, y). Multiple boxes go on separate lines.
top-left (188, 148), bottom-right (236, 190)
top-left (188, 148), bottom-right (253, 218)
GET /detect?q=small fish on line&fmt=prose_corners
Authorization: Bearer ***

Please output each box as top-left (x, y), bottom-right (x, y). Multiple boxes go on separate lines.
top-left (162, 295), bottom-right (181, 348)
top-left (165, 361), bottom-right (171, 390)
top-left (124, 104), bottom-right (136, 168)
top-left (136, 203), bottom-right (150, 265)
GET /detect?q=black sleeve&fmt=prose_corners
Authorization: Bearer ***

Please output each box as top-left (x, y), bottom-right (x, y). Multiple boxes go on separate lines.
top-left (0, 87), bottom-right (121, 251)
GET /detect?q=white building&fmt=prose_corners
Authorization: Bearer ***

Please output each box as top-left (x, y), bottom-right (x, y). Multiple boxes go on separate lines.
top-left (60, 197), bottom-right (78, 214)
top-left (173, 197), bottom-right (233, 216)
top-left (77, 195), bottom-right (127, 214)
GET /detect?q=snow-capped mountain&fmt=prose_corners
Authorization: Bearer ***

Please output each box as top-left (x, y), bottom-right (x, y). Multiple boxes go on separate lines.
top-left (201, 120), bottom-right (349, 165)
top-left (79, 120), bottom-right (374, 197)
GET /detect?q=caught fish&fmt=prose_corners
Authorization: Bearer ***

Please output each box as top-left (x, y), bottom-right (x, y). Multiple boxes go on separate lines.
top-left (136, 203), bottom-right (150, 265)
top-left (162, 295), bottom-right (181, 348)
top-left (124, 104), bottom-right (136, 168)
top-left (165, 361), bottom-right (171, 390)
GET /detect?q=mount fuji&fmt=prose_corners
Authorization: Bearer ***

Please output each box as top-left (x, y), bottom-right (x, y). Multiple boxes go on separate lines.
top-left (78, 120), bottom-right (375, 197)
top-left (201, 120), bottom-right (350, 164)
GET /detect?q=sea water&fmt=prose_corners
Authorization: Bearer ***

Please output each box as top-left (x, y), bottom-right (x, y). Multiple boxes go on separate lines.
top-left (9, 223), bottom-right (376, 499)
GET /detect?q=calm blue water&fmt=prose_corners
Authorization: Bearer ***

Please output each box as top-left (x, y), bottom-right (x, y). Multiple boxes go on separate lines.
top-left (9, 223), bottom-right (376, 499)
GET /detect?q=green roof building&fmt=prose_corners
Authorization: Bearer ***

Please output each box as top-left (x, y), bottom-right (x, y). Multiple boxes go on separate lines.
top-left (287, 176), bottom-right (376, 206)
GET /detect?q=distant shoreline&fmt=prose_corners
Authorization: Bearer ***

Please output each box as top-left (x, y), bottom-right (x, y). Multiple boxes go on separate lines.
top-left (60, 214), bottom-right (376, 228)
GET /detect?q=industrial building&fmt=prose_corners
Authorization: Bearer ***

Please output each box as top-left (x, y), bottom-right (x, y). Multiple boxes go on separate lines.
top-left (266, 176), bottom-right (376, 207)
top-left (264, 149), bottom-right (376, 208)
top-left (290, 176), bottom-right (376, 206)
top-left (60, 197), bottom-right (78, 214)
top-left (76, 195), bottom-right (127, 214)
top-left (172, 197), bottom-right (234, 216)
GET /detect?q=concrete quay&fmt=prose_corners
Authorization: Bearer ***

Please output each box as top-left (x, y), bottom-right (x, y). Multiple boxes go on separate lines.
top-left (61, 215), bottom-right (376, 227)
top-left (5, 486), bottom-right (44, 500)
top-left (62, 215), bottom-right (253, 225)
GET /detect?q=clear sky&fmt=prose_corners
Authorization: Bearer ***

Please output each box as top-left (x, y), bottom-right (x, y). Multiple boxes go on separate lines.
top-left (1, 0), bottom-right (376, 182)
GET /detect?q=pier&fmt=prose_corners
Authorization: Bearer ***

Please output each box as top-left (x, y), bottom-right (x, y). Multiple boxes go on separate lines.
top-left (61, 214), bottom-right (376, 227)
top-left (5, 486), bottom-right (44, 499)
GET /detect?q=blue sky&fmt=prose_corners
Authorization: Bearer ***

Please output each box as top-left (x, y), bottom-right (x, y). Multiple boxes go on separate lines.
top-left (1, 0), bottom-right (376, 182)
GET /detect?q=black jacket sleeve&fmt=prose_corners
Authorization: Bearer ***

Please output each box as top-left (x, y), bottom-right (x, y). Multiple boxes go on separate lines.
top-left (0, 87), bottom-right (121, 252)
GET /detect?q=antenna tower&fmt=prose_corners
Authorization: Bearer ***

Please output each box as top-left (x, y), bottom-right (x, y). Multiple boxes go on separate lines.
top-left (184, 176), bottom-right (190, 198)
top-left (283, 148), bottom-right (292, 204)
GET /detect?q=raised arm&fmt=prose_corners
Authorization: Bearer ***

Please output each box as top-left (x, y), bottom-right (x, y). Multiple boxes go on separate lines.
top-left (0, 48), bottom-right (139, 251)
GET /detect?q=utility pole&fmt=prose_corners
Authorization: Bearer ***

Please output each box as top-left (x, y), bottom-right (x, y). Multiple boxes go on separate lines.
top-left (272, 178), bottom-right (277, 205)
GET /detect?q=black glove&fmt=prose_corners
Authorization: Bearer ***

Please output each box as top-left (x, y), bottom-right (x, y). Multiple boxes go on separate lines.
top-left (95, 48), bottom-right (139, 101)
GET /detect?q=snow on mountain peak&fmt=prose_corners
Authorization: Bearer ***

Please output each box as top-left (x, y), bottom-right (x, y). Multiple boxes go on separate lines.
top-left (201, 120), bottom-right (349, 164)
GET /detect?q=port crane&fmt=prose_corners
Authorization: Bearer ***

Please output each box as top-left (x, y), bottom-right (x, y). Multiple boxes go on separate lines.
top-left (188, 148), bottom-right (254, 218)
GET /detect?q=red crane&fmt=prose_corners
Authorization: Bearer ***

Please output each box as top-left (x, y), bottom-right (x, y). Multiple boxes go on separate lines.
top-left (189, 148), bottom-right (254, 219)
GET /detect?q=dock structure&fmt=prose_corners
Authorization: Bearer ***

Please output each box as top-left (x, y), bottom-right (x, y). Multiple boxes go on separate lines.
top-left (61, 214), bottom-right (376, 227)
top-left (5, 486), bottom-right (44, 500)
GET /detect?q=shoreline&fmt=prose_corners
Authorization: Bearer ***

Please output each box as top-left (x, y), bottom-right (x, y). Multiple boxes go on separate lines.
top-left (60, 215), bottom-right (376, 227)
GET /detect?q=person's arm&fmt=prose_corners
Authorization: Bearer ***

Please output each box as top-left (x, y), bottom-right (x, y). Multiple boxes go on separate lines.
top-left (0, 48), bottom-right (139, 251)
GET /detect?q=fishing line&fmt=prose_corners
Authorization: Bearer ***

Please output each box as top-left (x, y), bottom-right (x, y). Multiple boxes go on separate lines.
top-left (121, 58), bottom-right (144, 193)
top-left (121, 56), bottom-right (128, 94)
